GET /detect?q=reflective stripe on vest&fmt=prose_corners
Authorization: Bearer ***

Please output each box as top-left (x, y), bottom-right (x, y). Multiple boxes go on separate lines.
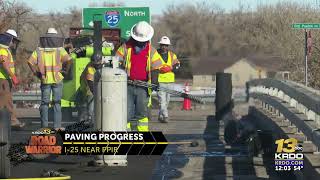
top-left (36, 48), bottom-right (62, 84)
top-left (137, 117), bottom-right (149, 132)
top-left (158, 51), bottom-right (175, 83)
top-left (0, 48), bottom-right (15, 79)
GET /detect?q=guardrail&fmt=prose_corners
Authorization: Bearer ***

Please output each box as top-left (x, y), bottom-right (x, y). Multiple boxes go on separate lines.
top-left (13, 92), bottom-right (216, 103)
top-left (246, 78), bottom-right (320, 149)
top-left (247, 79), bottom-right (320, 126)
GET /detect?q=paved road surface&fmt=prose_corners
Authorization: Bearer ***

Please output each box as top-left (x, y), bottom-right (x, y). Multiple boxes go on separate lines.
top-left (8, 105), bottom-right (293, 180)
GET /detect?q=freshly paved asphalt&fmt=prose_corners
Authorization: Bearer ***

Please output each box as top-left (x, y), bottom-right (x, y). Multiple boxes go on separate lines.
top-left (7, 105), bottom-right (287, 180)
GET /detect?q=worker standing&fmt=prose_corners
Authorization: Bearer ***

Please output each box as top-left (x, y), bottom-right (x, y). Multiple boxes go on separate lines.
top-left (27, 28), bottom-right (72, 130)
top-left (0, 29), bottom-right (25, 128)
top-left (116, 21), bottom-right (162, 132)
top-left (157, 36), bottom-right (180, 123)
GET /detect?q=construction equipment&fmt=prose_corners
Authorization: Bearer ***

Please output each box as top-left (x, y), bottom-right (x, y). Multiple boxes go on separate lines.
top-left (128, 80), bottom-right (205, 104)
top-left (59, 7), bottom-right (151, 120)
top-left (0, 108), bottom-right (10, 178)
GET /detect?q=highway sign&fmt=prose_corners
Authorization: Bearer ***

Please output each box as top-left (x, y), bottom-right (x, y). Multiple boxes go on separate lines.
top-left (83, 7), bottom-right (150, 40)
top-left (292, 23), bottom-right (320, 29)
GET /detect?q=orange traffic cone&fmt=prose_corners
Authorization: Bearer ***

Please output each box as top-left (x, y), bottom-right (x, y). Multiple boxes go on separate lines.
top-left (182, 82), bottom-right (191, 110)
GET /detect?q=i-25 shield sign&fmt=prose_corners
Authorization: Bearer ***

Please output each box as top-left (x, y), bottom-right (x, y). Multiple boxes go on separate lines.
top-left (105, 10), bottom-right (120, 27)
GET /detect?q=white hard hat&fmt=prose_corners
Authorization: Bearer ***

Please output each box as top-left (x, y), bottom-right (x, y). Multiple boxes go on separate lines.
top-left (158, 36), bottom-right (171, 45)
top-left (47, 28), bottom-right (58, 34)
top-left (5, 29), bottom-right (18, 38)
top-left (130, 21), bottom-right (154, 42)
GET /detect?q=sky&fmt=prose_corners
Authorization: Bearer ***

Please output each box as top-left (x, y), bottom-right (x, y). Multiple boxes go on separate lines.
top-left (19, 0), bottom-right (316, 15)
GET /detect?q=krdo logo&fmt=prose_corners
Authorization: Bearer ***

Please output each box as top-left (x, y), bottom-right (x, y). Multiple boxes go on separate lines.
top-left (105, 10), bottom-right (120, 27)
top-left (275, 138), bottom-right (302, 153)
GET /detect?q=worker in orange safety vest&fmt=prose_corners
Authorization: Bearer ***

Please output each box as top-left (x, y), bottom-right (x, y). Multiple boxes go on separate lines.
top-left (116, 21), bottom-right (163, 132)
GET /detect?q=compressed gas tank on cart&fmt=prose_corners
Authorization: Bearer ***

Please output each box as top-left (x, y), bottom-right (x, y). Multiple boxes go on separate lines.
top-left (95, 58), bottom-right (128, 166)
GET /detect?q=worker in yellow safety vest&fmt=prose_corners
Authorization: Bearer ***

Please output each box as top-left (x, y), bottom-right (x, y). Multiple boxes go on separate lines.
top-left (116, 21), bottom-right (163, 132)
top-left (27, 28), bottom-right (72, 131)
top-left (0, 29), bottom-right (25, 128)
top-left (78, 60), bottom-right (104, 122)
top-left (157, 36), bottom-right (180, 123)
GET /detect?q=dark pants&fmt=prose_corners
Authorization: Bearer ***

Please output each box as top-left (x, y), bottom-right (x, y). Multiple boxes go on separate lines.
top-left (127, 85), bottom-right (149, 131)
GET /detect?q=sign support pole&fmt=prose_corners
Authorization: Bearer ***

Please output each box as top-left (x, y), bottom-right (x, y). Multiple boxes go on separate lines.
top-left (304, 29), bottom-right (308, 86)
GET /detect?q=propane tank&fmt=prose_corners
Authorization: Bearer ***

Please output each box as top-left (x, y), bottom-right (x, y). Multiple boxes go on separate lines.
top-left (95, 56), bottom-right (128, 166)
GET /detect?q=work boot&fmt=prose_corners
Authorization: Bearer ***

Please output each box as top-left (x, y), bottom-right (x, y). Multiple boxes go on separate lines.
top-left (54, 127), bottom-right (65, 131)
top-left (11, 120), bottom-right (25, 129)
top-left (158, 116), bottom-right (163, 123)
top-left (159, 117), bottom-right (169, 123)
top-left (163, 117), bottom-right (169, 123)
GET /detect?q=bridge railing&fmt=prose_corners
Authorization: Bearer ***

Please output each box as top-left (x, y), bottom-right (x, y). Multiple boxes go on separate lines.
top-left (246, 78), bottom-right (320, 127)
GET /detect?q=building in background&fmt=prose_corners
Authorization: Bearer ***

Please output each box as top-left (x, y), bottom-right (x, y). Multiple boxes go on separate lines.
top-left (192, 55), bottom-right (288, 88)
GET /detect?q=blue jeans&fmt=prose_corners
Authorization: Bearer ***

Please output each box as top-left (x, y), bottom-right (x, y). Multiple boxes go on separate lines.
top-left (40, 82), bottom-right (63, 129)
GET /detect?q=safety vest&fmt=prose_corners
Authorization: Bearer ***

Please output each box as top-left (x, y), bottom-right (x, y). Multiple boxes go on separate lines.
top-left (0, 46), bottom-right (15, 80)
top-left (79, 63), bottom-right (96, 97)
top-left (35, 48), bottom-right (63, 84)
top-left (158, 51), bottom-right (178, 83)
top-left (116, 43), bottom-right (162, 81)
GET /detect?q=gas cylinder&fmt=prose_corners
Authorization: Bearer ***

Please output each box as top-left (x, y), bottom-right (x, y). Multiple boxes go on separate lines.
top-left (95, 56), bottom-right (128, 166)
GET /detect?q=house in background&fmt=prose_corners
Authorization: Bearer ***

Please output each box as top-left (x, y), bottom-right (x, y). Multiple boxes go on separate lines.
top-left (192, 55), bottom-right (288, 88)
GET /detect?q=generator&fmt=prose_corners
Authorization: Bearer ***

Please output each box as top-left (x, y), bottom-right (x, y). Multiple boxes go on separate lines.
top-left (59, 27), bottom-right (121, 120)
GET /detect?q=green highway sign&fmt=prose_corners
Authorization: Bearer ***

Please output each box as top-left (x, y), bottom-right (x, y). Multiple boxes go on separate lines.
top-left (292, 23), bottom-right (320, 29)
top-left (83, 7), bottom-right (150, 40)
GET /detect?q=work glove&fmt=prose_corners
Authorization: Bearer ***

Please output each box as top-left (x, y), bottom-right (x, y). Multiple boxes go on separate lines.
top-left (11, 75), bottom-right (19, 87)
top-left (172, 63), bottom-right (180, 73)
top-left (160, 65), bottom-right (172, 73)
top-left (60, 70), bottom-right (67, 77)
top-left (35, 72), bottom-right (42, 79)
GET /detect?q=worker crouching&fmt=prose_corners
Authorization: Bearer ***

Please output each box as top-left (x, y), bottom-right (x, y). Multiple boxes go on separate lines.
top-left (78, 60), bottom-right (103, 122)
top-left (27, 28), bottom-right (72, 131)
top-left (116, 21), bottom-right (162, 132)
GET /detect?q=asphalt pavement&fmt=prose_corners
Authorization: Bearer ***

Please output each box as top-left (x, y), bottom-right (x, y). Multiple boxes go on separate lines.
top-left (7, 105), bottom-right (284, 180)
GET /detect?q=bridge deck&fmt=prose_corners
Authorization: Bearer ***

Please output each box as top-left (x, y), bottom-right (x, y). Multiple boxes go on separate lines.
top-left (9, 105), bottom-right (292, 179)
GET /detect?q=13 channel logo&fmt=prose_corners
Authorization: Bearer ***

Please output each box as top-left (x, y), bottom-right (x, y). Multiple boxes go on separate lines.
top-left (105, 10), bottom-right (120, 27)
top-left (274, 138), bottom-right (304, 171)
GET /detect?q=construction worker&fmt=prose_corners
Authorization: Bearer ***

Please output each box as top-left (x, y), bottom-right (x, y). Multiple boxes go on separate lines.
top-left (116, 21), bottom-right (162, 132)
top-left (0, 29), bottom-right (25, 128)
top-left (27, 28), bottom-right (72, 130)
top-left (157, 36), bottom-right (180, 123)
top-left (78, 60), bottom-right (103, 122)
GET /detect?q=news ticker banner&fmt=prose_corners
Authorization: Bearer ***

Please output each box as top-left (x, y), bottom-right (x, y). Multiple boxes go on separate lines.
top-left (24, 128), bottom-right (168, 157)
top-left (274, 138), bottom-right (304, 171)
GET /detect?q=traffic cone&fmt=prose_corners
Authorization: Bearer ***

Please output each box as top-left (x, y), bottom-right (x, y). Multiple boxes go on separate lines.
top-left (182, 82), bottom-right (191, 110)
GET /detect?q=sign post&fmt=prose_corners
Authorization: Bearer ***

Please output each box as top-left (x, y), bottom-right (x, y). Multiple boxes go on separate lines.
top-left (305, 29), bottom-right (308, 86)
top-left (292, 23), bottom-right (320, 86)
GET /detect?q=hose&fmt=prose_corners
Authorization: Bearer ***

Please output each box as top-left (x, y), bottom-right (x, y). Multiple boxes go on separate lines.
top-left (127, 80), bottom-right (205, 104)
